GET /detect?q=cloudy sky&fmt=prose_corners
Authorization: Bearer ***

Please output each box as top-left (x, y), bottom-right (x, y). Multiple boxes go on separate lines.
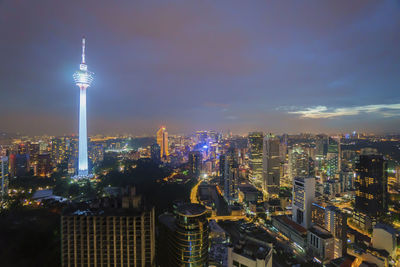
top-left (1, 0), bottom-right (400, 135)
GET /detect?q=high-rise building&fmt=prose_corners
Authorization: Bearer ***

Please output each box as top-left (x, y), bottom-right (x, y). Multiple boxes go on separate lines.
top-left (288, 146), bottom-right (310, 181)
top-left (248, 132), bottom-right (263, 185)
top-left (311, 202), bottom-right (347, 258)
top-left (292, 177), bottom-right (315, 229)
top-left (326, 137), bottom-right (341, 177)
top-left (35, 153), bottom-right (52, 177)
top-left (9, 153), bottom-right (29, 177)
top-left (354, 153), bottom-right (388, 229)
top-left (315, 135), bottom-right (328, 158)
top-left (17, 143), bottom-right (28, 155)
top-left (1, 156), bottom-right (9, 199)
top-left (156, 126), bottom-right (169, 160)
top-left (325, 206), bottom-right (347, 258)
top-left (28, 142), bottom-right (40, 168)
top-left (61, 198), bottom-right (155, 266)
top-left (150, 143), bottom-right (161, 163)
top-left (73, 37), bottom-right (94, 178)
top-left (219, 154), bottom-right (226, 187)
top-left (311, 202), bottom-right (326, 228)
top-left (51, 138), bottom-right (68, 165)
top-left (188, 151), bottom-right (202, 178)
top-left (262, 134), bottom-right (280, 198)
top-left (222, 149), bottom-right (239, 204)
top-left (307, 225), bottom-right (334, 264)
top-left (279, 133), bottom-right (288, 162)
top-left (158, 203), bottom-right (209, 267)
top-left (88, 142), bottom-right (104, 165)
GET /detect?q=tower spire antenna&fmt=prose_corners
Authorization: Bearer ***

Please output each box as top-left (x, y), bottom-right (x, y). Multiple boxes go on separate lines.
top-left (82, 36), bottom-right (86, 64)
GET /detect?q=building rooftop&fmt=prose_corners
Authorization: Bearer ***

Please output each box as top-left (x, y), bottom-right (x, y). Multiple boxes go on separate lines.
top-left (62, 197), bottom-right (149, 217)
top-left (275, 215), bottom-right (307, 235)
top-left (309, 225), bottom-right (333, 239)
top-left (238, 184), bottom-right (259, 193)
top-left (373, 223), bottom-right (398, 236)
top-left (176, 203), bottom-right (206, 216)
top-left (209, 220), bottom-right (226, 234)
top-left (63, 206), bottom-right (148, 217)
top-left (328, 255), bottom-right (356, 267)
top-left (158, 213), bottom-right (177, 231)
top-left (232, 240), bottom-right (271, 261)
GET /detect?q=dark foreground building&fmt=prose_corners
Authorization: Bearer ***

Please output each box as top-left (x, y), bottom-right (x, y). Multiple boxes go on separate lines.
top-left (61, 189), bottom-right (155, 266)
top-left (354, 153), bottom-right (388, 230)
top-left (158, 203), bottom-right (209, 267)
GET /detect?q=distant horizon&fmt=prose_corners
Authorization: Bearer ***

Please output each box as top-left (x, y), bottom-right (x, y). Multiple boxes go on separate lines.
top-left (2, 129), bottom-right (400, 139)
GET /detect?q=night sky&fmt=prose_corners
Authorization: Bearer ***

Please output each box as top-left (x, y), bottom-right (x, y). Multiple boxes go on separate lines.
top-left (1, 1), bottom-right (400, 136)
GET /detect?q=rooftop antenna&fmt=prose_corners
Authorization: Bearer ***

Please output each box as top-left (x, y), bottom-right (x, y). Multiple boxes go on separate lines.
top-left (81, 36), bottom-right (86, 64)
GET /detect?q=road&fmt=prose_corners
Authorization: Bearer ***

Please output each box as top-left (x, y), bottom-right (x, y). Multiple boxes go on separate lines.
top-left (257, 222), bottom-right (308, 264)
top-left (190, 179), bottom-right (202, 204)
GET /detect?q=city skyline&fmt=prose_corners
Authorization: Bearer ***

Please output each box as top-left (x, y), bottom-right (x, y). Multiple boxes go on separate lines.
top-left (1, 1), bottom-right (400, 136)
top-left (2, 2), bottom-right (400, 267)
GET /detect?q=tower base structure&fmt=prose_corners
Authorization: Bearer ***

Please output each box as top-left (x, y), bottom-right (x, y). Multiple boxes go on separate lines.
top-left (72, 173), bottom-right (94, 180)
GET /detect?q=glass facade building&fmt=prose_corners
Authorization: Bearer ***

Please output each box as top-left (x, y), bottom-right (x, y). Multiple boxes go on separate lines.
top-left (159, 203), bottom-right (209, 267)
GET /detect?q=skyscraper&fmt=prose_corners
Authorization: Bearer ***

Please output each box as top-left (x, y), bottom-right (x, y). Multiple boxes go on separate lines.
top-left (288, 146), bottom-right (310, 180)
top-left (188, 151), bottom-right (202, 178)
top-left (150, 143), bottom-right (161, 163)
top-left (326, 137), bottom-right (341, 178)
top-left (9, 153), bottom-right (29, 177)
top-left (156, 126), bottom-right (169, 160)
top-left (262, 134), bottom-right (280, 198)
top-left (1, 156), bottom-right (8, 199)
top-left (73, 37), bottom-right (94, 178)
top-left (292, 176), bottom-right (315, 229)
top-left (354, 153), bottom-right (388, 229)
top-left (222, 148), bottom-right (239, 204)
top-left (248, 132), bottom-right (264, 186)
top-left (158, 203), bottom-right (209, 267)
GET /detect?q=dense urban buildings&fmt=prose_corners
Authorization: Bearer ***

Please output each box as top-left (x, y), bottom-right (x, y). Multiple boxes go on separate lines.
top-left (2, 130), bottom-right (400, 266)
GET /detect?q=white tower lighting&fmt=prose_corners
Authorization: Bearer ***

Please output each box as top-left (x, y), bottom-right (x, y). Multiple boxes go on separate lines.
top-left (73, 37), bottom-right (94, 178)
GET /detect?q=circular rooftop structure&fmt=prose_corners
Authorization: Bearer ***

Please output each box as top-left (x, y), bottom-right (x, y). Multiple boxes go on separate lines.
top-left (176, 203), bottom-right (206, 217)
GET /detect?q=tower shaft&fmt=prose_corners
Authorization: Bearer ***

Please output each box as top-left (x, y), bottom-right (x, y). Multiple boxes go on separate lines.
top-left (78, 86), bottom-right (88, 176)
top-left (73, 37), bottom-right (93, 179)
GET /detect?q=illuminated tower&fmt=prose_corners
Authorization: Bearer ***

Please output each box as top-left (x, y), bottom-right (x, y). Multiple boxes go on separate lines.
top-left (73, 37), bottom-right (94, 177)
top-left (156, 126), bottom-right (169, 160)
